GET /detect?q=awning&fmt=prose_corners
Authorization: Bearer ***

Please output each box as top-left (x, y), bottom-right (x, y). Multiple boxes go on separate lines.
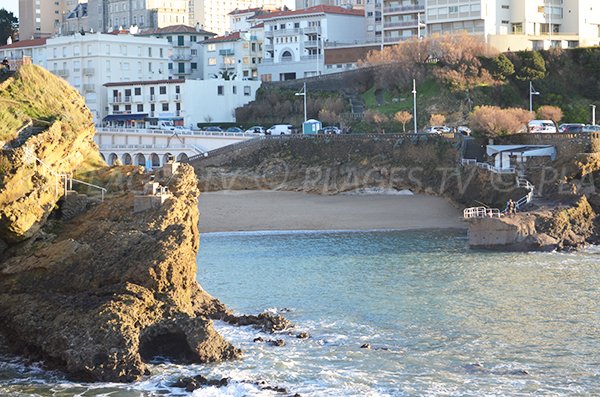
top-left (487, 145), bottom-right (557, 160)
top-left (103, 113), bottom-right (148, 122)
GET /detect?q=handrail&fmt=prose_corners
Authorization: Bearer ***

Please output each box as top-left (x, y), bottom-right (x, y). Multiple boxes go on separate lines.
top-left (463, 206), bottom-right (502, 219)
top-left (68, 176), bottom-right (107, 201)
top-left (461, 158), bottom-right (516, 174)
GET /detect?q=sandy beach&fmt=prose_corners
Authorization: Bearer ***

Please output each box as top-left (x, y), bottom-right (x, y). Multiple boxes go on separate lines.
top-left (198, 190), bottom-right (466, 233)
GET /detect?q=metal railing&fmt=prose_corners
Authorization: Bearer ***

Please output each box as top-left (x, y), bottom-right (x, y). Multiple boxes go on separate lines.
top-left (463, 206), bottom-right (502, 219)
top-left (96, 127), bottom-right (257, 138)
top-left (461, 158), bottom-right (516, 174)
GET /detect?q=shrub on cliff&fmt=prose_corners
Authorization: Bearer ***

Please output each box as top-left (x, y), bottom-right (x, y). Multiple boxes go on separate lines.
top-left (514, 50), bottom-right (547, 81)
top-left (468, 106), bottom-right (530, 137)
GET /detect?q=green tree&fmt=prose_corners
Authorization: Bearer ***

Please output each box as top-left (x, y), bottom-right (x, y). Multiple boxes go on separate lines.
top-left (515, 50), bottom-right (547, 81)
top-left (0, 9), bottom-right (18, 46)
top-left (490, 53), bottom-right (515, 80)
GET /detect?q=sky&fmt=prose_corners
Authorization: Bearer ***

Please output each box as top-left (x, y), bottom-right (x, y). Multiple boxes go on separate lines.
top-left (3, 0), bottom-right (19, 17)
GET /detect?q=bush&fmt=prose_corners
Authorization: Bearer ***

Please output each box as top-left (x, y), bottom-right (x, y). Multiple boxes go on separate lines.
top-left (429, 113), bottom-right (446, 126)
top-left (490, 53), bottom-right (515, 80)
top-left (515, 50), bottom-right (547, 81)
top-left (394, 111), bottom-right (413, 133)
top-left (469, 106), bottom-right (530, 137)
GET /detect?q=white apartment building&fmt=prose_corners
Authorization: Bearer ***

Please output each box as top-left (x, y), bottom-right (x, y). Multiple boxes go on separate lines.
top-left (45, 32), bottom-right (172, 122)
top-left (424, 0), bottom-right (600, 51)
top-left (229, 8), bottom-right (268, 32)
top-left (102, 78), bottom-right (262, 127)
top-left (201, 29), bottom-right (264, 80)
top-left (257, 5), bottom-right (367, 81)
top-left (138, 24), bottom-right (216, 79)
top-left (190, 0), bottom-right (290, 35)
top-left (0, 38), bottom-right (47, 68)
top-left (295, 0), bottom-right (365, 12)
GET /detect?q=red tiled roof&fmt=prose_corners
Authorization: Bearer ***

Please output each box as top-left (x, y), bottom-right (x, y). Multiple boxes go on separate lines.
top-left (104, 79), bottom-right (185, 87)
top-left (0, 38), bottom-right (47, 50)
top-left (256, 5), bottom-right (363, 20)
top-left (202, 31), bottom-right (242, 43)
top-left (138, 24), bottom-right (216, 36)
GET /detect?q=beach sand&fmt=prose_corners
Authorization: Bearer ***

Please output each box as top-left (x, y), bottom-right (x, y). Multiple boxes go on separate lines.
top-left (198, 190), bottom-right (466, 233)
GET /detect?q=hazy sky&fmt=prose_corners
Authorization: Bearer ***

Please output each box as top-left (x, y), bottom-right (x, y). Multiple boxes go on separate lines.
top-left (3, 0), bottom-right (19, 17)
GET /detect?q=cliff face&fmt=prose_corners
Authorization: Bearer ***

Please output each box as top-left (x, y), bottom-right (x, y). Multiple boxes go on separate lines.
top-left (0, 66), bottom-right (241, 381)
top-left (0, 65), bottom-right (98, 244)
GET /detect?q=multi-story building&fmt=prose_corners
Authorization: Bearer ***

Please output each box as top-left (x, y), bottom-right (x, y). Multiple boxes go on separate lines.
top-left (18, 0), bottom-right (70, 39)
top-left (0, 38), bottom-right (48, 69)
top-left (62, 2), bottom-right (90, 35)
top-left (190, 0), bottom-right (288, 35)
top-left (201, 28), bottom-right (264, 80)
top-left (102, 78), bottom-right (261, 127)
top-left (45, 32), bottom-right (171, 122)
top-left (105, 0), bottom-right (189, 31)
top-left (229, 8), bottom-right (269, 32)
top-left (138, 24), bottom-right (216, 79)
top-left (257, 5), bottom-right (367, 81)
top-left (295, 0), bottom-right (364, 12)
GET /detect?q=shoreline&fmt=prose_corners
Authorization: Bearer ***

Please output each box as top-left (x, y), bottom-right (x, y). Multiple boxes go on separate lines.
top-left (198, 190), bottom-right (466, 233)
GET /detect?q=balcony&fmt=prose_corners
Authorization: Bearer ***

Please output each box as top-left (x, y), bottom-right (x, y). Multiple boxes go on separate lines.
top-left (171, 54), bottom-right (193, 61)
top-left (219, 49), bottom-right (235, 56)
top-left (273, 28), bottom-right (300, 36)
top-left (83, 67), bottom-right (95, 76)
top-left (265, 30), bottom-right (273, 37)
top-left (56, 69), bottom-right (69, 77)
top-left (281, 55), bottom-right (293, 62)
top-left (112, 96), bottom-right (122, 103)
top-left (264, 44), bottom-right (273, 51)
top-left (302, 26), bottom-right (321, 34)
top-left (383, 20), bottom-right (419, 29)
top-left (383, 4), bottom-right (424, 14)
top-left (150, 94), bottom-right (156, 101)
top-left (218, 63), bottom-right (236, 69)
top-left (174, 94), bottom-right (181, 101)
top-left (262, 58), bottom-right (274, 64)
top-left (124, 96), bottom-right (132, 103)
top-left (300, 55), bottom-right (319, 61)
top-left (304, 40), bottom-right (318, 48)
top-left (82, 84), bottom-right (95, 92)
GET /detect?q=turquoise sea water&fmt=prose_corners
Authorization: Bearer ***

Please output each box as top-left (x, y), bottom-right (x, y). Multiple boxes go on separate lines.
top-left (1, 229), bottom-right (600, 396)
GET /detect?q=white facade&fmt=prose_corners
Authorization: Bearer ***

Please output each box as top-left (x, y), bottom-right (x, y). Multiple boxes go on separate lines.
top-left (202, 30), bottom-right (264, 80)
top-left (45, 32), bottom-right (171, 122)
top-left (106, 0), bottom-right (188, 30)
top-left (0, 39), bottom-right (47, 68)
top-left (102, 78), bottom-right (262, 128)
top-left (137, 25), bottom-right (216, 79)
top-left (258, 5), bottom-right (367, 81)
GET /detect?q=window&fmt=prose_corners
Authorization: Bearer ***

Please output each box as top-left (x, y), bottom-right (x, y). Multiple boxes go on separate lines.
top-left (207, 44), bottom-right (216, 51)
top-left (134, 87), bottom-right (141, 95)
top-left (177, 36), bottom-right (184, 46)
top-left (512, 23), bottom-right (523, 33)
top-left (175, 85), bottom-right (180, 94)
top-left (125, 104), bottom-right (131, 112)
top-left (217, 85), bottom-right (224, 95)
top-left (191, 62), bottom-right (197, 69)
top-left (159, 86), bottom-right (167, 95)
top-left (113, 105), bottom-right (119, 112)
top-left (449, 6), bottom-right (458, 13)
top-left (243, 86), bottom-right (251, 96)
top-left (208, 57), bottom-right (217, 65)
top-left (294, 22), bottom-right (299, 28)
top-left (148, 47), bottom-right (152, 57)
top-left (233, 86), bottom-right (237, 94)
top-left (125, 89), bottom-right (131, 97)
top-left (160, 48), bottom-right (163, 57)
top-left (178, 63), bottom-right (185, 73)
top-left (162, 103), bottom-right (169, 111)
top-left (191, 36), bottom-right (197, 42)
top-left (501, 5), bottom-right (509, 9)
top-left (168, 62), bottom-right (173, 70)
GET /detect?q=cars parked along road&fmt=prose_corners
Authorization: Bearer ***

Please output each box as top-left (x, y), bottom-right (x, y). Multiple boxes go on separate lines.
top-left (267, 124), bottom-right (294, 135)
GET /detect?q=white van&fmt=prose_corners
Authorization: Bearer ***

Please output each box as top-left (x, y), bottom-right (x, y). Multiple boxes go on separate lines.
top-left (528, 120), bottom-right (557, 133)
top-left (267, 124), bottom-right (294, 135)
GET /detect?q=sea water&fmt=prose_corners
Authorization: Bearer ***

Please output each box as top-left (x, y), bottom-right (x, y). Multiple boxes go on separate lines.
top-left (1, 229), bottom-right (599, 396)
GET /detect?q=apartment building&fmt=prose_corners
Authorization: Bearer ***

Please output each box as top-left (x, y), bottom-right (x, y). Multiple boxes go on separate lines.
top-left (0, 38), bottom-right (48, 69)
top-left (62, 2), bottom-right (90, 35)
top-left (45, 32), bottom-right (171, 122)
top-left (189, 0), bottom-right (288, 35)
top-left (105, 0), bottom-right (189, 31)
top-left (257, 5), bottom-right (367, 81)
top-left (138, 24), bottom-right (216, 79)
top-left (201, 28), bottom-right (264, 80)
top-left (102, 78), bottom-right (261, 127)
top-left (18, 0), bottom-right (70, 39)
top-left (295, 0), bottom-right (365, 12)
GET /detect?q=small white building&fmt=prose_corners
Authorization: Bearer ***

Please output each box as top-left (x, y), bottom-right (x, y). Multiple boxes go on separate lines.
top-left (45, 32), bottom-right (172, 122)
top-left (0, 38), bottom-right (47, 69)
top-left (102, 78), bottom-right (262, 127)
top-left (257, 5), bottom-right (367, 81)
top-left (137, 24), bottom-right (217, 80)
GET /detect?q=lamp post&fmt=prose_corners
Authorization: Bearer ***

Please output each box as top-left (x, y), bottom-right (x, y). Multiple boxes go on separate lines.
top-left (592, 104), bottom-right (597, 125)
top-left (412, 79), bottom-right (417, 133)
top-left (295, 82), bottom-right (307, 122)
top-left (417, 13), bottom-right (426, 39)
top-left (529, 81), bottom-right (540, 114)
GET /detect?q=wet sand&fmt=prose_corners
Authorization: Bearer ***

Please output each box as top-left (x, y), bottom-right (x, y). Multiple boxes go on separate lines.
top-left (198, 190), bottom-right (465, 233)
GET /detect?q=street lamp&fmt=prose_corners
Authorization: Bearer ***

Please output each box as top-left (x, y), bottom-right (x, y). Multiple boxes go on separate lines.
top-left (417, 13), bottom-right (426, 39)
top-left (592, 104), bottom-right (597, 125)
top-left (412, 79), bottom-right (417, 133)
top-left (529, 81), bottom-right (540, 114)
top-left (295, 82), bottom-right (307, 122)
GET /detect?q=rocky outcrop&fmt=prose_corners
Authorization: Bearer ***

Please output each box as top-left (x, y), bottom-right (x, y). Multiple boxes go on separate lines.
top-left (467, 197), bottom-right (596, 251)
top-left (0, 164), bottom-right (241, 381)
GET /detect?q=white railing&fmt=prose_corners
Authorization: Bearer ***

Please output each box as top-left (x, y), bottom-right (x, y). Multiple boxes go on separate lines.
top-left (463, 206), bottom-right (502, 219)
top-left (461, 158), bottom-right (516, 174)
top-left (66, 176), bottom-right (107, 201)
top-left (95, 127), bottom-right (257, 138)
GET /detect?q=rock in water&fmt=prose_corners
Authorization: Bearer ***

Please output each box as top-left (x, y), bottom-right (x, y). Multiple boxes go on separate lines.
top-left (0, 164), bottom-right (241, 381)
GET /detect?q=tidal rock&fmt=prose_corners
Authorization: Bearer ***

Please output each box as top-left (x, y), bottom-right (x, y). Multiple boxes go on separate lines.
top-left (172, 375), bottom-right (230, 392)
top-left (223, 312), bottom-right (293, 333)
top-left (360, 343), bottom-right (372, 349)
top-left (268, 339), bottom-right (286, 347)
top-left (296, 332), bottom-right (310, 339)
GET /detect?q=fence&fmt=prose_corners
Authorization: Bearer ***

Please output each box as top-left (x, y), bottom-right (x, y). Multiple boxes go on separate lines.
top-left (463, 207), bottom-right (502, 219)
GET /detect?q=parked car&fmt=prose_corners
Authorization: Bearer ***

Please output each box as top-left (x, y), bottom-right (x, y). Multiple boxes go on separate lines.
top-left (424, 126), bottom-right (450, 134)
top-left (457, 126), bottom-right (472, 136)
top-left (245, 126), bottom-right (266, 134)
top-left (528, 120), bottom-right (557, 133)
top-left (559, 123), bottom-right (585, 133)
top-left (225, 127), bottom-right (244, 133)
top-left (319, 126), bottom-right (341, 135)
top-left (266, 124), bottom-right (294, 135)
top-left (204, 126), bottom-right (223, 132)
top-left (583, 125), bottom-right (600, 133)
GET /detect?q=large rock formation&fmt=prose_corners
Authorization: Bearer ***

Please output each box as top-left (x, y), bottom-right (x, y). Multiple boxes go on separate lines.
top-left (0, 66), bottom-right (243, 381)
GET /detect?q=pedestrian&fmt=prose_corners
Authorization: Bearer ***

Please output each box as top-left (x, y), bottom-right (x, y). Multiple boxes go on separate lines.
top-left (507, 198), bottom-right (516, 215)
top-left (1, 58), bottom-right (9, 73)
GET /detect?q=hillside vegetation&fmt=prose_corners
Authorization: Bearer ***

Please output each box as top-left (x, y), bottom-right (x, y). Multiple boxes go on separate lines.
top-left (237, 35), bottom-right (599, 136)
